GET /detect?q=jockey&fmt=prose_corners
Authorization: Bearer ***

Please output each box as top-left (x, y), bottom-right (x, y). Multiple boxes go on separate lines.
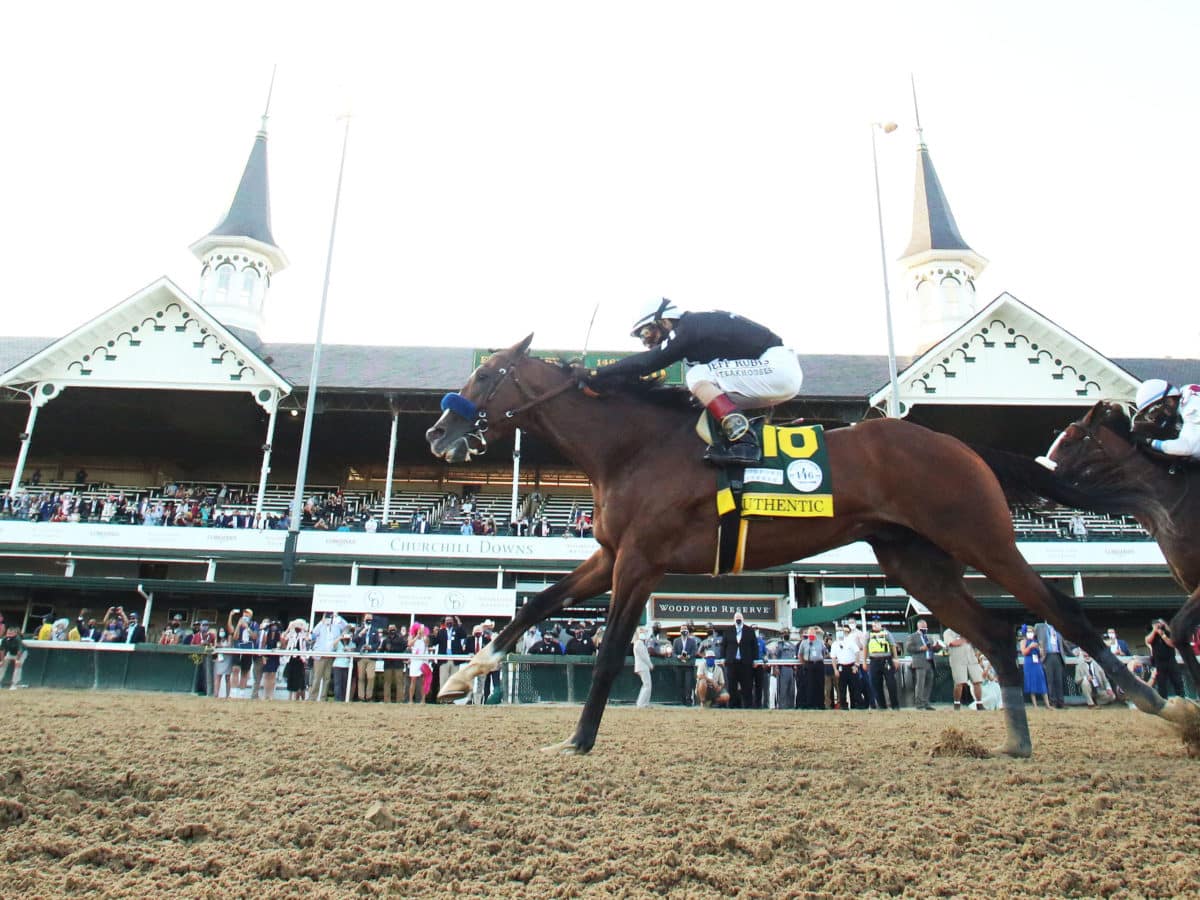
top-left (1134, 379), bottom-right (1200, 460)
top-left (585, 298), bottom-right (803, 465)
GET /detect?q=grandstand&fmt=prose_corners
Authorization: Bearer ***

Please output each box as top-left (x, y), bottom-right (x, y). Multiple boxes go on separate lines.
top-left (0, 101), bottom-right (1191, 642)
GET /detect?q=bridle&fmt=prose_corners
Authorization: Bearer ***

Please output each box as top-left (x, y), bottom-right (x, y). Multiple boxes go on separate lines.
top-left (438, 353), bottom-right (581, 459)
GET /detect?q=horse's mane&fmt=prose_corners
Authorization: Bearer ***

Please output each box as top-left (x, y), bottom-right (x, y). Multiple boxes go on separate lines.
top-left (551, 361), bottom-right (698, 413)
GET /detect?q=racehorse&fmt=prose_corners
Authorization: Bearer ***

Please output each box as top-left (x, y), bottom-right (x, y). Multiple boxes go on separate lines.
top-left (1043, 400), bottom-right (1200, 686)
top-left (426, 336), bottom-right (1196, 756)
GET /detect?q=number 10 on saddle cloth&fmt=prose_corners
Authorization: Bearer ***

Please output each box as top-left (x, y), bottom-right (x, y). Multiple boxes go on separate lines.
top-left (715, 423), bottom-right (835, 518)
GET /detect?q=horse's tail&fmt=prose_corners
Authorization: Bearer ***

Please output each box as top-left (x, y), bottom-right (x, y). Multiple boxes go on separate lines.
top-left (970, 444), bottom-right (1176, 539)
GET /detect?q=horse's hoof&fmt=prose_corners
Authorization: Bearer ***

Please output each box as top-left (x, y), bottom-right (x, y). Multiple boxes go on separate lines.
top-left (1160, 696), bottom-right (1200, 727)
top-left (992, 742), bottom-right (1031, 759)
top-left (540, 737), bottom-right (587, 755)
top-left (1160, 697), bottom-right (1200, 756)
top-left (437, 683), bottom-right (469, 703)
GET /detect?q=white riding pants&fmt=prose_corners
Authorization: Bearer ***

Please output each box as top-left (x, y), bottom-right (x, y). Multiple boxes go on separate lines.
top-left (685, 346), bottom-right (803, 407)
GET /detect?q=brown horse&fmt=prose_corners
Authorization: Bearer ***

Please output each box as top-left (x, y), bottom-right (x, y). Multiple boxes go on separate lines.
top-left (426, 336), bottom-right (1193, 756)
top-left (1043, 400), bottom-right (1200, 686)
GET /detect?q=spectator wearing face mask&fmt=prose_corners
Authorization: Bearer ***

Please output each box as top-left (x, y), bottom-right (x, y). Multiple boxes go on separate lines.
top-left (379, 623), bottom-right (408, 703)
top-left (831, 623), bottom-right (866, 710)
top-left (355, 614), bottom-right (382, 702)
top-left (212, 624), bottom-right (234, 699)
top-left (0, 626), bottom-right (27, 689)
top-left (867, 619), bottom-right (901, 710)
top-left (905, 619), bottom-right (943, 711)
top-left (673, 626), bottom-right (700, 706)
top-left (723, 614), bottom-right (757, 709)
top-left (309, 611), bottom-right (348, 702)
top-left (259, 620), bottom-right (284, 701)
top-left (469, 620), bottom-right (499, 704)
top-left (796, 628), bottom-right (827, 710)
top-left (281, 620), bottom-right (310, 701)
top-left (695, 649), bottom-right (728, 708)
top-left (331, 630), bottom-right (354, 701)
top-left (767, 630), bottom-right (798, 710)
top-left (189, 620), bottom-right (216, 696)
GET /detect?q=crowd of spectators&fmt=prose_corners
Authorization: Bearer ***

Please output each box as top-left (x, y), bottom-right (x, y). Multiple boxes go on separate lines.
top-left (9, 601), bottom-right (1198, 707)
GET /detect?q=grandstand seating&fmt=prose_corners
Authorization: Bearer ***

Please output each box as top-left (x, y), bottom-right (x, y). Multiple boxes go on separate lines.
top-left (2, 477), bottom-right (1153, 540)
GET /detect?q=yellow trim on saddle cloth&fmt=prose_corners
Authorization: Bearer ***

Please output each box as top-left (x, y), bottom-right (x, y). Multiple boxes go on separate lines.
top-left (716, 486), bottom-right (737, 516)
top-left (732, 519), bottom-right (750, 574)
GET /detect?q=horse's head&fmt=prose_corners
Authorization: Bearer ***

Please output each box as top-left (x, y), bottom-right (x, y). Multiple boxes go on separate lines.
top-left (1041, 401), bottom-right (1135, 476)
top-left (426, 334), bottom-right (572, 463)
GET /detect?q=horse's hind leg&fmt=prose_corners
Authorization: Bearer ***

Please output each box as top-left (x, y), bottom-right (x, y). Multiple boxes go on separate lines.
top-left (438, 548), bottom-right (614, 702)
top-left (869, 532), bottom-right (1033, 758)
top-left (966, 543), bottom-right (1183, 725)
top-left (1169, 590), bottom-right (1200, 688)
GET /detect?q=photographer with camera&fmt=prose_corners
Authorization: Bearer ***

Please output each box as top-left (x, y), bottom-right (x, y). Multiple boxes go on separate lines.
top-left (1145, 618), bottom-right (1184, 699)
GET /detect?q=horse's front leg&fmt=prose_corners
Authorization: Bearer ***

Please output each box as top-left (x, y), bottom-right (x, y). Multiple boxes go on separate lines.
top-left (437, 548), bottom-right (614, 702)
top-left (543, 551), bottom-right (661, 755)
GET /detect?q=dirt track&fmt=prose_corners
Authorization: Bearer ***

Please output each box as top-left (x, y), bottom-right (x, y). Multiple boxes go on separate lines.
top-left (2, 691), bottom-right (1199, 898)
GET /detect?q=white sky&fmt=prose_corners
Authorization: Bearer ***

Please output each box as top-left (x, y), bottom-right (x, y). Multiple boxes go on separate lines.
top-left (2, 1), bottom-right (1198, 360)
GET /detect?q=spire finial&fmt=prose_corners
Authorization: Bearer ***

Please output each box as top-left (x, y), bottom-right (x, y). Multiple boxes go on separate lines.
top-left (260, 65), bottom-right (277, 134)
top-left (910, 72), bottom-right (925, 148)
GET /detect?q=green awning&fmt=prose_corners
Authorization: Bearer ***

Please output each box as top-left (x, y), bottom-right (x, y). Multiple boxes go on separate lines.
top-left (791, 597), bottom-right (869, 628)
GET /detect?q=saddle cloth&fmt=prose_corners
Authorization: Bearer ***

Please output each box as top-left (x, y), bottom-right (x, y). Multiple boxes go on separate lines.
top-left (701, 415), bottom-right (836, 574)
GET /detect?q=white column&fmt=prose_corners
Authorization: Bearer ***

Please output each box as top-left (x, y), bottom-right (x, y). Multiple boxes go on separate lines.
top-left (382, 412), bottom-right (399, 524)
top-left (509, 427), bottom-right (522, 524)
top-left (255, 395), bottom-right (279, 517)
top-left (1072, 571), bottom-right (1084, 598)
top-left (9, 398), bottom-right (41, 495)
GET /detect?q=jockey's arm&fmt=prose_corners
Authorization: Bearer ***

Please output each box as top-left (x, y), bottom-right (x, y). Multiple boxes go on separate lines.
top-left (590, 333), bottom-right (688, 382)
top-left (1149, 421), bottom-right (1200, 459)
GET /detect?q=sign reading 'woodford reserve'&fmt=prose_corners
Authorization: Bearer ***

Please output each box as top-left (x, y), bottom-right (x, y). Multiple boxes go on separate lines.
top-left (650, 596), bottom-right (779, 622)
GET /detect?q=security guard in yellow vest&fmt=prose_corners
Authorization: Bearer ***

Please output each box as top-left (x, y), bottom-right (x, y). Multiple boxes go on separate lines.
top-left (866, 619), bottom-right (900, 710)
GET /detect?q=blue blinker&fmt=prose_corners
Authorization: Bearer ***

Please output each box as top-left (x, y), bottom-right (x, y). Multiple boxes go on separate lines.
top-left (440, 392), bottom-right (478, 420)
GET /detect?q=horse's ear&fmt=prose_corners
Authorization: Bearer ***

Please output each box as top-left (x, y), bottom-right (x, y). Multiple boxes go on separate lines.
top-left (513, 333), bottom-right (534, 358)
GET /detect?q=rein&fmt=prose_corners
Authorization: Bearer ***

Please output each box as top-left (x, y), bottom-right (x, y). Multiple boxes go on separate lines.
top-left (439, 356), bottom-right (583, 459)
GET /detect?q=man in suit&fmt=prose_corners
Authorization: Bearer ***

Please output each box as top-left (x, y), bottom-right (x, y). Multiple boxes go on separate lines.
top-left (723, 613), bottom-right (758, 709)
top-left (672, 625), bottom-right (700, 706)
top-left (904, 618), bottom-right (942, 710)
top-left (436, 616), bottom-right (467, 690)
top-left (122, 611), bottom-right (146, 644)
top-left (470, 620), bottom-right (500, 704)
top-left (1074, 651), bottom-right (1115, 706)
top-left (1034, 621), bottom-right (1067, 709)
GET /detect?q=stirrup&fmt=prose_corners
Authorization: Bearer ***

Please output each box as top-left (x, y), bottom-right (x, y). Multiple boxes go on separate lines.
top-left (721, 411), bottom-right (749, 441)
top-left (704, 435), bottom-right (760, 466)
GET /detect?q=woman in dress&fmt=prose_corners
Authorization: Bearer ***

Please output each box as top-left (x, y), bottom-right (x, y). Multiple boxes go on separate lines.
top-left (1020, 624), bottom-right (1048, 707)
top-left (407, 622), bottom-right (428, 703)
top-left (260, 620), bottom-right (283, 700)
top-left (212, 626), bottom-right (234, 699)
top-left (282, 619), bottom-right (309, 701)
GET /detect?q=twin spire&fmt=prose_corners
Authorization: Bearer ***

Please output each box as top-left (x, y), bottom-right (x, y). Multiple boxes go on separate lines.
top-left (189, 69), bottom-right (287, 344)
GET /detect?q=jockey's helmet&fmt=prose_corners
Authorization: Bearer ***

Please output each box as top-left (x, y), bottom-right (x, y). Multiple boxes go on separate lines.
top-left (1134, 378), bottom-right (1181, 414)
top-left (630, 297), bottom-right (683, 339)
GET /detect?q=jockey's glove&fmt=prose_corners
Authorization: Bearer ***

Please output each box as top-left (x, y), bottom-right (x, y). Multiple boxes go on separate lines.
top-left (568, 363), bottom-right (598, 385)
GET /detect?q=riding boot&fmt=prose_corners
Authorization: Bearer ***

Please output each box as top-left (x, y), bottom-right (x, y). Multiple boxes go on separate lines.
top-left (704, 428), bottom-right (760, 466)
top-left (703, 393), bottom-right (758, 466)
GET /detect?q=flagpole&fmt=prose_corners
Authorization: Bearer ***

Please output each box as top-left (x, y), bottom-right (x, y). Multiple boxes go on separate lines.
top-left (282, 114), bottom-right (351, 584)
